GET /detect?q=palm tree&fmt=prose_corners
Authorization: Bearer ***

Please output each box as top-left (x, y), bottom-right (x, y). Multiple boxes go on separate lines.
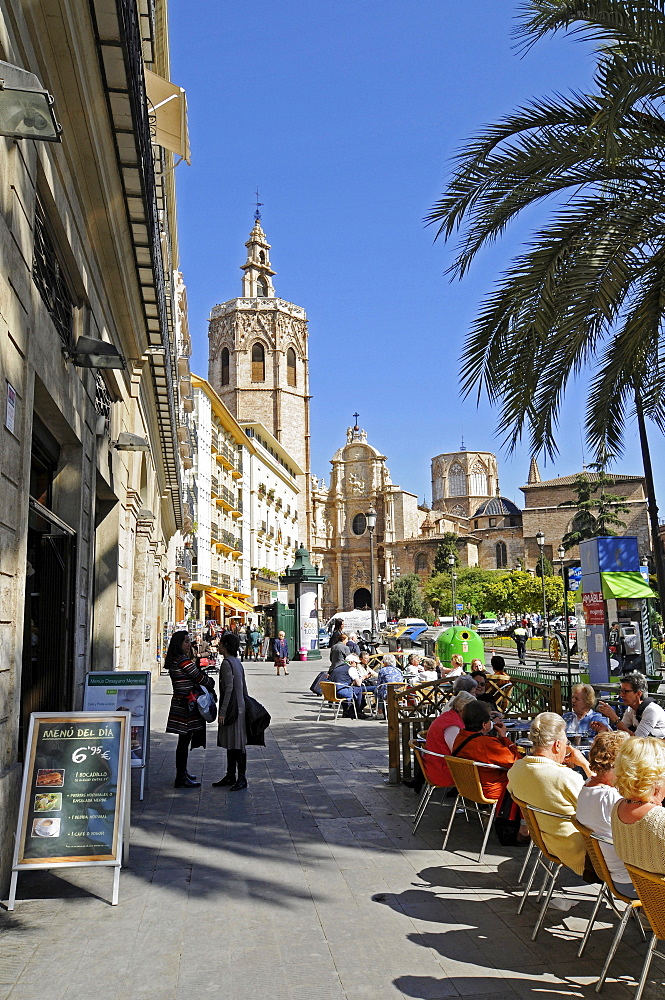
top-left (427, 0), bottom-right (665, 608)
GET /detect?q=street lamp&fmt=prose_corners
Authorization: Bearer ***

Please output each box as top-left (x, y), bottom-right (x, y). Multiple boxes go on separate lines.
top-left (558, 543), bottom-right (573, 709)
top-left (367, 506), bottom-right (377, 641)
top-left (447, 552), bottom-right (457, 624)
top-left (536, 531), bottom-right (548, 650)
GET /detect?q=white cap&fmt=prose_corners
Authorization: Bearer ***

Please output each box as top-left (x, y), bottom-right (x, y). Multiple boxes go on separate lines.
top-left (346, 653), bottom-right (360, 663)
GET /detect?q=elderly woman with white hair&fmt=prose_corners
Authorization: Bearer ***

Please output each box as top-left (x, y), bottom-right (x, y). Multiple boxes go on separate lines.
top-left (611, 736), bottom-right (665, 875)
top-left (507, 712), bottom-right (592, 875)
top-left (375, 653), bottom-right (404, 719)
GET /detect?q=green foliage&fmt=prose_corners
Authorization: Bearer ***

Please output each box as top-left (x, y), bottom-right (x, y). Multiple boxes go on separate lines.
top-left (433, 534), bottom-right (459, 574)
top-left (387, 574), bottom-right (425, 619)
top-left (427, 1), bottom-right (665, 463)
top-left (478, 571), bottom-right (564, 617)
top-left (423, 567), bottom-right (507, 617)
top-left (535, 555), bottom-right (554, 577)
top-left (560, 466), bottom-right (631, 551)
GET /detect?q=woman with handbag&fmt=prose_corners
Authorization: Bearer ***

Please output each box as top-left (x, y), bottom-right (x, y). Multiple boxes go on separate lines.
top-left (165, 630), bottom-right (215, 788)
top-left (213, 631), bottom-right (250, 790)
top-left (272, 630), bottom-right (289, 676)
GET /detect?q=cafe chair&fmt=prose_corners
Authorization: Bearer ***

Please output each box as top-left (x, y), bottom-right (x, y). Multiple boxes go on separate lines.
top-left (442, 756), bottom-right (504, 863)
top-left (511, 798), bottom-right (575, 940)
top-left (317, 681), bottom-right (357, 722)
top-left (569, 819), bottom-right (645, 981)
top-left (409, 740), bottom-right (457, 835)
top-left (620, 865), bottom-right (665, 1000)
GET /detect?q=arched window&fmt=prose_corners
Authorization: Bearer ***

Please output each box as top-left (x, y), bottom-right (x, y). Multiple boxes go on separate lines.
top-left (257, 276), bottom-right (269, 297)
top-left (220, 347), bottom-right (230, 386)
top-left (470, 460), bottom-right (488, 496)
top-left (450, 504), bottom-right (466, 516)
top-left (259, 250), bottom-right (265, 263)
top-left (286, 347), bottom-right (296, 387)
top-left (251, 342), bottom-right (265, 382)
top-left (496, 541), bottom-right (507, 569)
top-left (352, 513), bottom-right (366, 535)
top-left (448, 463), bottom-right (466, 496)
top-left (415, 553), bottom-right (428, 572)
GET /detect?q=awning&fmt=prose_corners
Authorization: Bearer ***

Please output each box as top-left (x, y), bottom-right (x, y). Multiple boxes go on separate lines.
top-left (204, 592), bottom-right (221, 608)
top-left (144, 68), bottom-right (191, 164)
top-left (224, 595), bottom-right (252, 613)
top-left (601, 571), bottom-right (656, 600)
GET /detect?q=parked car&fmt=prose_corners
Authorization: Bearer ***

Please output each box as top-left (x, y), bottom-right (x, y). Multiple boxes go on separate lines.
top-left (318, 627), bottom-right (330, 648)
top-left (474, 618), bottom-right (499, 635)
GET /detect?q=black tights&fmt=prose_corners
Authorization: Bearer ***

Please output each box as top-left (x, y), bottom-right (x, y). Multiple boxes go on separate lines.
top-left (176, 733), bottom-right (192, 775)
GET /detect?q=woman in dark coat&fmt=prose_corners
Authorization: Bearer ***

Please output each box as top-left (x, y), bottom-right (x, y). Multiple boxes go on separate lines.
top-left (165, 630), bottom-right (215, 788)
top-left (213, 632), bottom-right (250, 790)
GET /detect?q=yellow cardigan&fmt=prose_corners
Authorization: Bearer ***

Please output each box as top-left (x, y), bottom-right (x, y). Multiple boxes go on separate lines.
top-left (507, 756), bottom-right (586, 874)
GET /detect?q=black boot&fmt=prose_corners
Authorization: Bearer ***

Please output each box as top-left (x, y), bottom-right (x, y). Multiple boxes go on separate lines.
top-left (212, 749), bottom-right (237, 787)
top-left (231, 751), bottom-right (247, 791)
top-left (174, 772), bottom-right (201, 788)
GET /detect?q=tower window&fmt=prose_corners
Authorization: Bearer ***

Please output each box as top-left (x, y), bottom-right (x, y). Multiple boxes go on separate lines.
top-left (352, 513), bottom-right (366, 535)
top-left (448, 463), bottom-right (466, 497)
top-left (286, 347), bottom-right (296, 387)
top-left (221, 347), bottom-right (230, 386)
top-left (470, 460), bottom-right (488, 496)
top-left (259, 250), bottom-right (265, 263)
top-left (251, 343), bottom-right (265, 382)
top-left (496, 541), bottom-right (507, 569)
top-left (257, 276), bottom-right (268, 297)
top-left (415, 553), bottom-right (428, 572)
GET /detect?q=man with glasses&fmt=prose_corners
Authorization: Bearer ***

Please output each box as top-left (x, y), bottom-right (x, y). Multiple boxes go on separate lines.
top-left (596, 672), bottom-right (665, 739)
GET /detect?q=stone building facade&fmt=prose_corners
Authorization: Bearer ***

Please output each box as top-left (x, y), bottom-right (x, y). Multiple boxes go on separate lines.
top-left (208, 216), bottom-right (312, 544)
top-left (431, 449), bottom-right (500, 516)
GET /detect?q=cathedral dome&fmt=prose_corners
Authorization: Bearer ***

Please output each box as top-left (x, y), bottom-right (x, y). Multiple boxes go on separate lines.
top-left (473, 496), bottom-right (521, 517)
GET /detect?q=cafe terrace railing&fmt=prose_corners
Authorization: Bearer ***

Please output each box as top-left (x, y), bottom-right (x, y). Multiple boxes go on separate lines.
top-left (387, 675), bottom-right (562, 785)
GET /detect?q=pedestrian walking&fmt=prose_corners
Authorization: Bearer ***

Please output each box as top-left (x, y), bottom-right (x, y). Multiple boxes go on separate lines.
top-left (513, 623), bottom-right (528, 665)
top-left (240, 623), bottom-right (252, 661)
top-left (165, 630), bottom-right (215, 788)
top-left (250, 624), bottom-right (262, 660)
top-left (213, 631), bottom-right (250, 790)
top-left (272, 630), bottom-right (289, 675)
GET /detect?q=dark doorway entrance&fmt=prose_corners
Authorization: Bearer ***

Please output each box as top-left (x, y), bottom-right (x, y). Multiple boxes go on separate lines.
top-left (353, 587), bottom-right (371, 609)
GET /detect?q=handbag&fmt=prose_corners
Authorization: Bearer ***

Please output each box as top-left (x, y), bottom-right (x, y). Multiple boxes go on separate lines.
top-left (196, 685), bottom-right (218, 723)
top-left (494, 791), bottom-right (521, 846)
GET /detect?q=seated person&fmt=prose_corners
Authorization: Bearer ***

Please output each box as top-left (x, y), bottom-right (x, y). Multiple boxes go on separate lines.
top-left (423, 691), bottom-right (476, 788)
top-left (596, 671), bottom-right (665, 739)
top-left (403, 653), bottom-right (422, 680)
top-left (507, 712), bottom-right (592, 876)
top-left (563, 683), bottom-right (607, 737)
top-left (357, 650), bottom-right (377, 685)
top-left (375, 653), bottom-right (404, 706)
top-left (472, 670), bottom-right (497, 707)
top-left (452, 674), bottom-right (477, 696)
top-left (329, 655), bottom-right (365, 718)
top-left (346, 632), bottom-right (361, 656)
top-left (441, 653), bottom-right (465, 678)
top-left (487, 655), bottom-right (512, 712)
top-left (419, 656), bottom-right (439, 682)
top-left (575, 730), bottom-right (636, 897)
top-left (611, 736), bottom-right (665, 875)
top-left (329, 632), bottom-right (351, 670)
top-left (470, 658), bottom-right (486, 672)
top-left (452, 700), bottom-right (521, 803)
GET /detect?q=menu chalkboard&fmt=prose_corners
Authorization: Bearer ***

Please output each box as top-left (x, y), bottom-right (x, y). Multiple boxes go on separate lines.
top-left (9, 712), bottom-right (131, 908)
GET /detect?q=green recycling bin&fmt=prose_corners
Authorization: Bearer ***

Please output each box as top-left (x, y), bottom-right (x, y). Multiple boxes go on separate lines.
top-left (436, 626), bottom-right (485, 671)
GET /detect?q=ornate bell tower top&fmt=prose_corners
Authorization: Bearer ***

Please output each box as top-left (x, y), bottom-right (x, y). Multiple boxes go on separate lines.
top-left (241, 216), bottom-right (276, 298)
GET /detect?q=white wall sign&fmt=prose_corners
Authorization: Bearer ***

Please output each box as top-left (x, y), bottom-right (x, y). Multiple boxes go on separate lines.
top-left (5, 381), bottom-right (16, 433)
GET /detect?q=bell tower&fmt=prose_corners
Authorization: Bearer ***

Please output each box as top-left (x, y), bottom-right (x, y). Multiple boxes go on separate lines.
top-left (208, 210), bottom-right (312, 544)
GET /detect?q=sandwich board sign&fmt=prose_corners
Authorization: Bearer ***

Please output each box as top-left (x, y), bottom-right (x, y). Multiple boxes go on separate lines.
top-left (83, 671), bottom-right (151, 798)
top-left (8, 712), bottom-right (131, 909)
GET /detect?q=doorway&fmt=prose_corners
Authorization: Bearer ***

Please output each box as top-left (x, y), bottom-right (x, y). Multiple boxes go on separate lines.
top-left (353, 587), bottom-right (371, 609)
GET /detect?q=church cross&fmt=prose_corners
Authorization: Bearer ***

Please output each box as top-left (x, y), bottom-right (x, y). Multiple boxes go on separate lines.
top-left (353, 412), bottom-right (359, 426)
top-left (253, 187), bottom-right (263, 221)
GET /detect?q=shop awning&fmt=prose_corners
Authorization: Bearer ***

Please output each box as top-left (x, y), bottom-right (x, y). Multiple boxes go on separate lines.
top-left (204, 592), bottom-right (221, 608)
top-left (144, 68), bottom-right (191, 164)
top-left (224, 595), bottom-right (252, 613)
top-left (601, 571), bottom-right (656, 600)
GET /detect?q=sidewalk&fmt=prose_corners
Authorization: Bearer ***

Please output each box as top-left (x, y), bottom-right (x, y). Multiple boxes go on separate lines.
top-left (0, 656), bottom-right (661, 1000)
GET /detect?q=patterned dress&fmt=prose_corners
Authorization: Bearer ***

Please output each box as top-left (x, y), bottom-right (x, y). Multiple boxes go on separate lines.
top-left (217, 656), bottom-right (249, 750)
top-left (166, 655), bottom-right (215, 749)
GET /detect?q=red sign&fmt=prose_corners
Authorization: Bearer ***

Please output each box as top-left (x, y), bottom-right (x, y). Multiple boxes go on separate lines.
top-left (583, 591), bottom-right (605, 626)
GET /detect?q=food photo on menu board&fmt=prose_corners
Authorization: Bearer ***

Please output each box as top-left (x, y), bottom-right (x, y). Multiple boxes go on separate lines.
top-left (18, 714), bottom-right (128, 865)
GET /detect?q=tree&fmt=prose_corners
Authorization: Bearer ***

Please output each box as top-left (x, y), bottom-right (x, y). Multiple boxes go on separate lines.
top-left (426, 0), bottom-right (665, 610)
top-left (534, 555), bottom-right (554, 577)
top-left (559, 466), bottom-right (631, 550)
top-left (424, 566), bottom-right (505, 617)
top-left (432, 533), bottom-right (459, 574)
top-left (387, 574), bottom-right (425, 619)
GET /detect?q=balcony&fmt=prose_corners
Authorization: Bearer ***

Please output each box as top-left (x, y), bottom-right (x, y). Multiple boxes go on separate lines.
top-left (175, 547), bottom-right (192, 581)
top-left (210, 477), bottom-right (219, 498)
top-left (231, 498), bottom-right (243, 519)
top-left (210, 569), bottom-right (218, 585)
top-left (258, 521), bottom-right (267, 535)
top-left (211, 523), bottom-right (219, 542)
top-left (210, 431), bottom-right (219, 454)
top-left (219, 573), bottom-right (231, 589)
top-left (216, 529), bottom-right (243, 556)
top-left (216, 484), bottom-right (237, 511)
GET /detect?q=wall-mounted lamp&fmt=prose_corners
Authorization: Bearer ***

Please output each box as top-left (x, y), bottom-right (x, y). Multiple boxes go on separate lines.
top-left (0, 60), bottom-right (61, 142)
top-left (67, 336), bottom-right (125, 370)
top-left (114, 432), bottom-right (150, 452)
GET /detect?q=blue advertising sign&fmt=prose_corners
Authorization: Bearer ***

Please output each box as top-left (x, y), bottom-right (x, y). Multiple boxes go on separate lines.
top-left (567, 566), bottom-right (582, 592)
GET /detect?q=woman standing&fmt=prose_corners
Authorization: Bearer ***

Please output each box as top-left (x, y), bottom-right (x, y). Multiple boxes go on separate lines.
top-left (214, 632), bottom-right (249, 791)
top-left (165, 630), bottom-right (215, 788)
top-left (272, 630), bottom-right (289, 676)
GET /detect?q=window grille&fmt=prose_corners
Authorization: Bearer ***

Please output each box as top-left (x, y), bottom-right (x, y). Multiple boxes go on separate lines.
top-left (32, 199), bottom-right (75, 348)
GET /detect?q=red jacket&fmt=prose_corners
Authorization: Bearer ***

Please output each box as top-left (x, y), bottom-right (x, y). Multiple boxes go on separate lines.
top-left (423, 709), bottom-right (464, 787)
top-left (451, 729), bottom-right (520, 801)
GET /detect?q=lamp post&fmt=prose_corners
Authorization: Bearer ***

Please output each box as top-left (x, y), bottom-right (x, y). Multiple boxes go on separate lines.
top-left (536, 531), bottom-right (548, 650)
top-left (447, 552), bottom-right (457, 624)
top-left (558, 543), bottom-right (573, 709)
top-left (367, 506), bottom-right (377, 642)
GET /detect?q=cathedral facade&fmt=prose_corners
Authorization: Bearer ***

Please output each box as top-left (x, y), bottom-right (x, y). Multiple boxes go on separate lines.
top-left (208, 216), bottom-right (312, 543)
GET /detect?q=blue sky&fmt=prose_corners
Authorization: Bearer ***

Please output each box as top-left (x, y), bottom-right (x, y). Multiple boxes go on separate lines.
top-left (169, 1), bottom-right (662, 511)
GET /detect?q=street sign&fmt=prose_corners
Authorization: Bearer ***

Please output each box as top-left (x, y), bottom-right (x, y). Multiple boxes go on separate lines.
top-left (456, 603), bottom-right (464, 611)
top-left (83, 671), bottom-right (151, 799)
top-left (9, 712), bottom-right (131, 909)
top-left (567, 566), bottom-right (582, 591)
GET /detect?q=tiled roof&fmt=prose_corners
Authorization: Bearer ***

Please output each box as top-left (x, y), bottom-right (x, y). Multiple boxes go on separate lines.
top-left (522, 472), bottom-right (644, 489)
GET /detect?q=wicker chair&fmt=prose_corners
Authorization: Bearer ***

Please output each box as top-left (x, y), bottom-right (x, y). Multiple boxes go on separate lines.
top-left (621, 865), bottom-right (665, 1000)
top-left (317, 680), bottom-right (357, 722)
top-left (569, 818), bottom-right (644, 982)
top-left (409, 740), bottom-right (456, 835)
top-left (442, 756), bottom-right (505, 863)
top-left (511, 797), bottom-right (575, 940)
